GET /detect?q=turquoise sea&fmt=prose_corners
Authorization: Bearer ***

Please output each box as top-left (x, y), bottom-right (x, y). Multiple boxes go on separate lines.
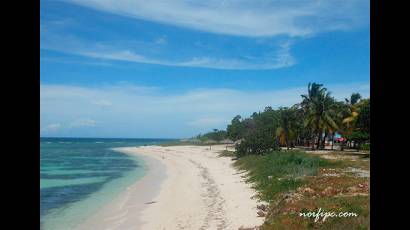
top-left (40, 137), bottom-right (173, 230)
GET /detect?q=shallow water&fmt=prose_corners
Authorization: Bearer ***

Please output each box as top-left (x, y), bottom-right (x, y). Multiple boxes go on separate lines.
top-left (40, 137), bottom-right (173, 230)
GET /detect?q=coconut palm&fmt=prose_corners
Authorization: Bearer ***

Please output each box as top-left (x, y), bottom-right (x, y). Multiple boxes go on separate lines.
top-left (301, 83), bottom-right (338, 150)
top-left (341, 93), bottom-right (362, 149)
top-left (343, 93), bottom-right (362, 129)
top-left (331, 101), bottom-right (350, 150)
top-left (276, 107), bottom-right (298, 150)
top-left (319, 98), bottom-right (341, 149)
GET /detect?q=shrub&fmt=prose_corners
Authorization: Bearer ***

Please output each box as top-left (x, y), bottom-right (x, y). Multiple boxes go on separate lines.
top-left (235, 132), bottom-right (279, 157)
top-left (360, 143), bottom-right (370, 151)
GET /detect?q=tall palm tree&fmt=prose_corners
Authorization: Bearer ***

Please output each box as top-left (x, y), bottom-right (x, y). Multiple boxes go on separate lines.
top-left (342, 93), bottom-right (363, 148)
top-left (276, 107), bottom-right (298, 150)
top-left (343, 93), bottom-right (362, 129)
top-left (319, 98), bottom-right (341, 149)
top-left (301, 83), bottom-right (338, 150)
top-left (331, 101), bottom-right (350, 150)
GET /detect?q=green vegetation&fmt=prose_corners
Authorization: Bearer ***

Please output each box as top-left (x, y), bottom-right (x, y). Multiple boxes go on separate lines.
top-left (188, 83), bottom-right (370, 154)
top-left (360, 143), bottom-right (370, 151)
top-left (234, 150), bottom-right (336, 201)
top-left (224, 83), bottom-right (370, 156)
top-left (161, 82), bottom-right (370, 229)
top-left (263, 195), bottom-right (370, 230)
top-left (233, 150), bottom-right (370, 230)
top-left (196, 129), bottom-right (227, 142)
top-left (218, 150), bottom-right (236, 157)
top-left (214, 82), bottom-right (370, 229)
top-left (159, 129), bottom-right (229, 146)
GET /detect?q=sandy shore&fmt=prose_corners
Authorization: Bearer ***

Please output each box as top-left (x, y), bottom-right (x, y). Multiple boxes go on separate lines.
top-left (78, 145), bottom-right (264, 230)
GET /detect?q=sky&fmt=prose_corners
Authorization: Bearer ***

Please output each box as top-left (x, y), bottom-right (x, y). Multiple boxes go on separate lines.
top-left (40, 0), bottom-right (370, 138)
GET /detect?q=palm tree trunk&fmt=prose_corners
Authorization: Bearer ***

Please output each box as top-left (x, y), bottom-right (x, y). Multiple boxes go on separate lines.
top-left (321, 132), bottom-right (328, 149)
top-left (311, 134), bottom-right (316, 150)
top-left (315, 119), bottom-right (321, 150)
top-left (316, 132), bottom-right (322, 150)
top-left (331, 133), bottom-right (334, 150)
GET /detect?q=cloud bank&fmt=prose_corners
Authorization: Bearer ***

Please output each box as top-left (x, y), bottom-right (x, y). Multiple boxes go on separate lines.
top-left (41, 32), bottom-right (296, 70)
top-left (66, 0), bottom-right (369, 37)
top-left (40, 0), bottom-right (368, 70)
top-left (40, 83), bottom-right (369, 138)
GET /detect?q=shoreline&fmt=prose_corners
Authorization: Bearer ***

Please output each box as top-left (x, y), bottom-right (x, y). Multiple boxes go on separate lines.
top-left (78, 145), bottom-right (264, 229)
top-left (41, 144), bottom-right (153, 230)
top-left (76, 147), bottom-right (167, 229)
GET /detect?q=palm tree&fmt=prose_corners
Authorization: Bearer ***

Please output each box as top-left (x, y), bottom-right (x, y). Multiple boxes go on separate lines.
top-left (301, 83), bottom-right (338, 150)
top-left (342, 93), bottom-right (362, 149)
top-left (319, 98), bottom-right (342, 149)
top-left (343, 93), bottom-right (362, 129)
top-left (301, 83), bottom-right (322, 149)
top-left (276, 107), bottom-right (298, 150)
top-left (331, 101), bottom-right (350, 150)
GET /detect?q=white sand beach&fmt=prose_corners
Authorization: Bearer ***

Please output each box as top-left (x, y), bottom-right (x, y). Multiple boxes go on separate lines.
top-left (78, 145), bottom-right (265, 230)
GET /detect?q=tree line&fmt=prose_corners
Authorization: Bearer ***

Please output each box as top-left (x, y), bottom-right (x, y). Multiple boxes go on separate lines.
top-left (197, 83), bottom-right (370, 157)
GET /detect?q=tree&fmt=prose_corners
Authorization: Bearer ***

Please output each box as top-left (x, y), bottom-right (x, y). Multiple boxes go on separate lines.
top-left (276, 107), bottom-right (299, 150)
top-left (235, 109), bottom-right (280, 157)
top-left (199, 129), bottom-right (227, 143)
top-left (343, 93), bottom-right (362, 130)
top-left (342, 93), bottom-right (370, 150)
top-left (331, 101), bottom-right (350, 150)
top-left (345, 98), bottom-right (370, 150)
top-left (227, 115), bottom-right (244, 141)
top-left (226, 83), bottom-right (369, 156)
top-left (301, 83), bottom-right (338, 150)
top-left (209, 129), bottom-right (227, 142)
top-left (355, 99), bottom-right (370, 133)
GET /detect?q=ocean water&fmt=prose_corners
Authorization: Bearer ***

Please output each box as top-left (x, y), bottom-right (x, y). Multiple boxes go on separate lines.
top-left (40, 137), bottom-right (173, 230)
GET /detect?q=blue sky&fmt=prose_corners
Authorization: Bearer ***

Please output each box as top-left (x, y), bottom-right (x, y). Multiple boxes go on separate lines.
top-left (40, 0), bottom-right (370, 138)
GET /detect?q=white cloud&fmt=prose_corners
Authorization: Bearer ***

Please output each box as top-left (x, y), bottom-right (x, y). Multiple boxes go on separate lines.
top-left (66, 0), bottom-right (369, 37)
top-left (41, 34), bottom-right (295, 70)
top-left (41, 1), bottom-right (368, 70)
top-left (40, 118), bottom-right (97, 136)
top-left (69, 119), bottom-right (97, 128)
top-left (41, 123), bottom-right (62, 133)
top-left (178, 46), bottom-right (295, 69)
top-left (40, 82), bottom-right (369, 137)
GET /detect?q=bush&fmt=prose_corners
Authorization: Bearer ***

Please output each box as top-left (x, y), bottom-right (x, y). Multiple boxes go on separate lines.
top-left (360, 143), bottom-right (370, 151)
top-left (345, 131), bottom-right (369, 143)
top-left (235, 132), bottom-right (279, 157)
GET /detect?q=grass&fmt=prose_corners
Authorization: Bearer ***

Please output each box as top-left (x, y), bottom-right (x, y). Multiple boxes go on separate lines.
top-left (234, 151), bottom-right (337, 201)
top-left (263, 195), bottom-right (369, 230)
top-left (321, 152), bottom-right (370, 171)
top-left (218, 150), bottom-right (236, 157)
top-left (233, 150), bottom-right (370, 229)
